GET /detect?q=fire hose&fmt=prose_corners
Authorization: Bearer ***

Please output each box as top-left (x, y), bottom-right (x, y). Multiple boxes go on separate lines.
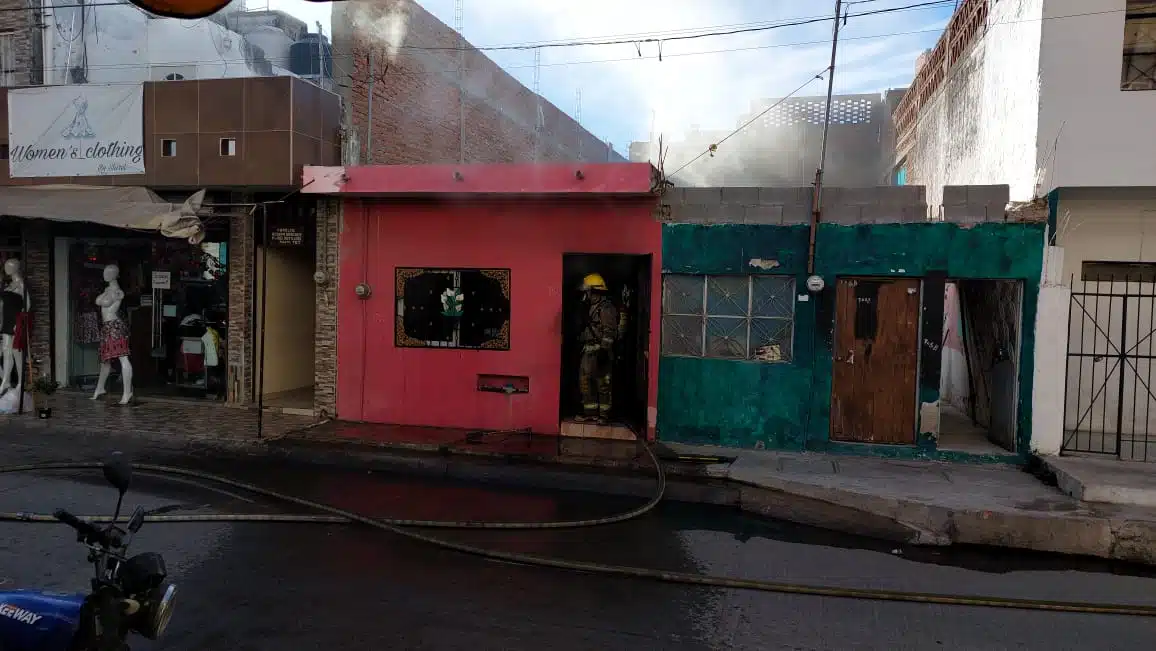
top-left (0, 455), bottom-right (1155, 617)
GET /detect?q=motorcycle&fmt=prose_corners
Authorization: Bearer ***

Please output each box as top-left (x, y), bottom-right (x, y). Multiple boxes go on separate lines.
top-left (0, 453), bottom-right (178, 650)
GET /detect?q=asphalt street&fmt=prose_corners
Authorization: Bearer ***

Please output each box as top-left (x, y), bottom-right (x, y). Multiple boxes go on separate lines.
top-left (0, 444), bottom-right (1154, 649)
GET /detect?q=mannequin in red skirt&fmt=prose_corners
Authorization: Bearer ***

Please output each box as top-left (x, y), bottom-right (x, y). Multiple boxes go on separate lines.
top-left (92, 264), bottom-right (134, 405)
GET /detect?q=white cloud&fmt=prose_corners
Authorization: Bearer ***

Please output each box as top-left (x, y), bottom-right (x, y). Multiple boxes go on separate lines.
top-left (264, 0), bottom-right (951, 154)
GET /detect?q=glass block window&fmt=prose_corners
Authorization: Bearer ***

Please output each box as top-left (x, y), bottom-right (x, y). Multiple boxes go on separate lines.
top-left (661, 274), bottom-right (795, 362)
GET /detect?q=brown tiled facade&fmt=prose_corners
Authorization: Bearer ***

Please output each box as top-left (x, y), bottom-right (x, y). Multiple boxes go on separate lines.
top-left (0, 77), bottom-right (341, 189)
top-left (313, 198), bottom-right (339, 418)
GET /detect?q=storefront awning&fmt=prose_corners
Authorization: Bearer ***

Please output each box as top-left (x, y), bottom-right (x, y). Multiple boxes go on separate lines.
top-left (0, 185), bottom-right (208, 243)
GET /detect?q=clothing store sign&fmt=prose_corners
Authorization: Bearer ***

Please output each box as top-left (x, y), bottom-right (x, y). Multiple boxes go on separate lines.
top-left (7, 84), bottom-right (145, 178)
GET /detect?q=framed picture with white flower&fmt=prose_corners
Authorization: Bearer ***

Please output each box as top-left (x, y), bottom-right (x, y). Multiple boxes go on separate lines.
top-left (395, 267), bottom-right (511, 350)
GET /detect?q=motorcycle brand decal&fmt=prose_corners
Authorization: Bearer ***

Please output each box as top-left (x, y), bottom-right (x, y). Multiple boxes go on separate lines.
top-left (0, 603), bottom-right (43, 625)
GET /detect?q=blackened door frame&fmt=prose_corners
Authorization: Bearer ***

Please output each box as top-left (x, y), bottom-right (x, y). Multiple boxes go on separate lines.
top-left (559, 253), bottom-right (652, 433)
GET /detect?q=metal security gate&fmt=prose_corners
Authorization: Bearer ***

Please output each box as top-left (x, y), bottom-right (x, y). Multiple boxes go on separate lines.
top-left (1063, 278), bottom-right (1156, 461)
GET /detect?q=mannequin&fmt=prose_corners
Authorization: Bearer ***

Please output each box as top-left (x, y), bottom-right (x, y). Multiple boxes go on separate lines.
top-left (0, 258), bottom-right (29, 397)
top-left (92, 264), bottom-right (134, 404)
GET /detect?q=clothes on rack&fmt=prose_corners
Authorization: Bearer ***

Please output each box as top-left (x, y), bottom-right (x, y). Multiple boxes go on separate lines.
top-left (0, 289), bottom-right (24, 335)
top-left (202, 326), bottom-right (221, 367)
top-left (75, 312), bottom-right (101, 344)
top-left (11, 312), bottom-right (28, 351)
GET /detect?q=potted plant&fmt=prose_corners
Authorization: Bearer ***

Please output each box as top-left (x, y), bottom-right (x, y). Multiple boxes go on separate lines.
top-left (31, 375), bottom-right (57, 419)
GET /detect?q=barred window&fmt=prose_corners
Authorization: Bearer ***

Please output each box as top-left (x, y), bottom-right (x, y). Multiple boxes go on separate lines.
top-left (661, 274), bottom-right (795, 362)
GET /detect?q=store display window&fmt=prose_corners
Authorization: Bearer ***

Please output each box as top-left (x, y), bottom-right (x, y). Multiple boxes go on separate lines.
top-left (66, 235), bottom-right (228, 399)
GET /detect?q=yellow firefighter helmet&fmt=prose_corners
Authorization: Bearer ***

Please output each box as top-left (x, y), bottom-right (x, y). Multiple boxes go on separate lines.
top-left (580, 273), bottom-right (609, 292)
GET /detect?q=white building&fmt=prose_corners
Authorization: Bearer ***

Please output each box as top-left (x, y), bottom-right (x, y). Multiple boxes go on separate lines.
top-left (36, 0), bottom-right (332, 88)
top-left (896, 0), bottom-right (1156, 461)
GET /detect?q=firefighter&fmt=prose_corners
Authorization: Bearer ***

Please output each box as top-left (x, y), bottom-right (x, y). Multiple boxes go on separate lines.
top-left (577, 273), bottom-right (619, 422)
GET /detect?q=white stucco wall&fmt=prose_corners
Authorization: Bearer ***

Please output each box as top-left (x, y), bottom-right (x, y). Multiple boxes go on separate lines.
top-left (907, 0), bottom-right (1044, 205)
top-left (42, 3), bottom-right (293, 86)
top-left (1038, 0), bottom-right (1156, 191)
top-left (1056, 191), bottom-right (1156, 280)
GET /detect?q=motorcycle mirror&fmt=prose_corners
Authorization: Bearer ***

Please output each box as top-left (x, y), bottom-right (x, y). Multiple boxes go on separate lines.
top-left (127, 506), bottom-right (146, 534)
top-left (103, 452), bottom-right (133, 496)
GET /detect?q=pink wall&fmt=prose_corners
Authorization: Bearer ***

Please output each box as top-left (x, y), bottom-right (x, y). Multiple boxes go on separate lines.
top-left (336, 197), bottom-right (661, 438)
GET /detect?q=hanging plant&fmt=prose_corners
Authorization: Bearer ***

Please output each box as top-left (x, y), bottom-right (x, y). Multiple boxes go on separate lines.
top-left (440, 287), bottom-right (464, 318)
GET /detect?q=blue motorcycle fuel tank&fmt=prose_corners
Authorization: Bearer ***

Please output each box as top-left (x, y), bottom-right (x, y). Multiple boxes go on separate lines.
top-left (0, 590), bottom-right (85, 650)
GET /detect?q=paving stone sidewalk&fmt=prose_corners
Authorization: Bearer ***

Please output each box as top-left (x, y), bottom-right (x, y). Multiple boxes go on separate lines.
top-left (1, 391), bottom-right (313, 442)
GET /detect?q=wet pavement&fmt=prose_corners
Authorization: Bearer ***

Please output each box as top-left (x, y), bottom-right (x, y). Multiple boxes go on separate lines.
top-left (0, 453), bottom-right (1155, 650)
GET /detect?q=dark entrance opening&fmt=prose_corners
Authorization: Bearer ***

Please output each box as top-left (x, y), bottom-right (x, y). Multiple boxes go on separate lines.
top-left (938, 279), bottom-right (1022, 454)
top-left (560, 253), bottom-right (651, 433)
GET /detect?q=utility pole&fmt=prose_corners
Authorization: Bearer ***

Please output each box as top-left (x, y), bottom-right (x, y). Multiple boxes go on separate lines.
top-left (807, 0), bottom-right (842, 276)
top-left (455, 0), bottom-right (465, 164)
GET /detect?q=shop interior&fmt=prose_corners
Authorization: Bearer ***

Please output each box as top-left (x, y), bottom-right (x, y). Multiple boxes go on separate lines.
top-left (559, 253), bottom-right (652, 434)
top-left (254, 201), bottom-right (317, 413)
top-left (58, 224), bottom-right (229, 400)
top-left (937, 279), bottom-right (1023, 454)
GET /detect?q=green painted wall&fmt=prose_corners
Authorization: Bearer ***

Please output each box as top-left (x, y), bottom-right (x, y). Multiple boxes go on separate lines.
top-left (658, 221), bottom-right (1046, 461)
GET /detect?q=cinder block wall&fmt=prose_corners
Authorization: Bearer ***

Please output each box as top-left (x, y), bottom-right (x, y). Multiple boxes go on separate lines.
top-left (660, 184), bottom-right (1019, 225)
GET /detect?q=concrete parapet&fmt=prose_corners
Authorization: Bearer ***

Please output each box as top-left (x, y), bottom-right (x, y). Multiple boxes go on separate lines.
top-left (941, 184), bottom-right (1009, 224)
top-left (662, 185), bottom-right (929, 225)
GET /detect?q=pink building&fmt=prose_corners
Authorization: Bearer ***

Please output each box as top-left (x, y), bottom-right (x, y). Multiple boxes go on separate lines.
top-left (302, 163), bottom-right (661, 440)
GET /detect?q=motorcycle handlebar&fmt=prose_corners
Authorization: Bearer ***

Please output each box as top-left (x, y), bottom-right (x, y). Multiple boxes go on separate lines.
top-left (53, 509), bottom-right (119, 548)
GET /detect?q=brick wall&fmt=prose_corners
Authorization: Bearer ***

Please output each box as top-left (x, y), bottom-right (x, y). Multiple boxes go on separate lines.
top-left (313, 198), bottom-right (339, 418)
top-left (227, 213), bottom-right (254, 405)
top-left (333, 0), bottom-right (624, 165)
top-left (0, 0), bottom-right (41, 86)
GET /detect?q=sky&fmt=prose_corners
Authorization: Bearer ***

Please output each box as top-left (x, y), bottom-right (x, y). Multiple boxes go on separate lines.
top-left (262, 0), bottom-right (955, 157)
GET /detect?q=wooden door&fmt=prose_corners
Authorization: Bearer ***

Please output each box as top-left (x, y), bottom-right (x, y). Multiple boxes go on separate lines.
top-left (830, 277), bottom-right (921, 444)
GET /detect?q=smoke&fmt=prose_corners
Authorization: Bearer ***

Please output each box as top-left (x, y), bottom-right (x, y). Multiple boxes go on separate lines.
top-left (346, 0), bottom-right (411, 62)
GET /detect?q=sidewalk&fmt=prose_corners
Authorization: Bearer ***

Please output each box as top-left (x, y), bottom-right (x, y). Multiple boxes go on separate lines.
top-left (1, 391), bottom-right (312, 442)
top-left (276, 422), bottom-right (1156, 565)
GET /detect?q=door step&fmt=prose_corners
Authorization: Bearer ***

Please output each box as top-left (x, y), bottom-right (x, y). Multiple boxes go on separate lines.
top-left (560, 419), bottom-right (636, 441)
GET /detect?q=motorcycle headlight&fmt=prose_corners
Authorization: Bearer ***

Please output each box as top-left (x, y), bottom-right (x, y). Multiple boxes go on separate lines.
top-left (134, 582), bottom-right (177, 640)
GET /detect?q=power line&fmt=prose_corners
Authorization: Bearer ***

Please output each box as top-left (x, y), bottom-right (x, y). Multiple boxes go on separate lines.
top-left (399, 1), bottom-right (958, 53)
top-left (457, 1), bottom-right (950, 50)
top-left (667, 67), bottom-right (830, 178)
top-left (4, 4), bottom-right (1134, 81)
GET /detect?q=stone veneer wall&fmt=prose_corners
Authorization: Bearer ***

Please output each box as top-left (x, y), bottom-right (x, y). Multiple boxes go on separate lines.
top-left (227, 212), bottom-right (255, 405)
top-left (23, 221), bottom-right (51, 383)
top-left (313, 198), bottom-right (340, 418)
